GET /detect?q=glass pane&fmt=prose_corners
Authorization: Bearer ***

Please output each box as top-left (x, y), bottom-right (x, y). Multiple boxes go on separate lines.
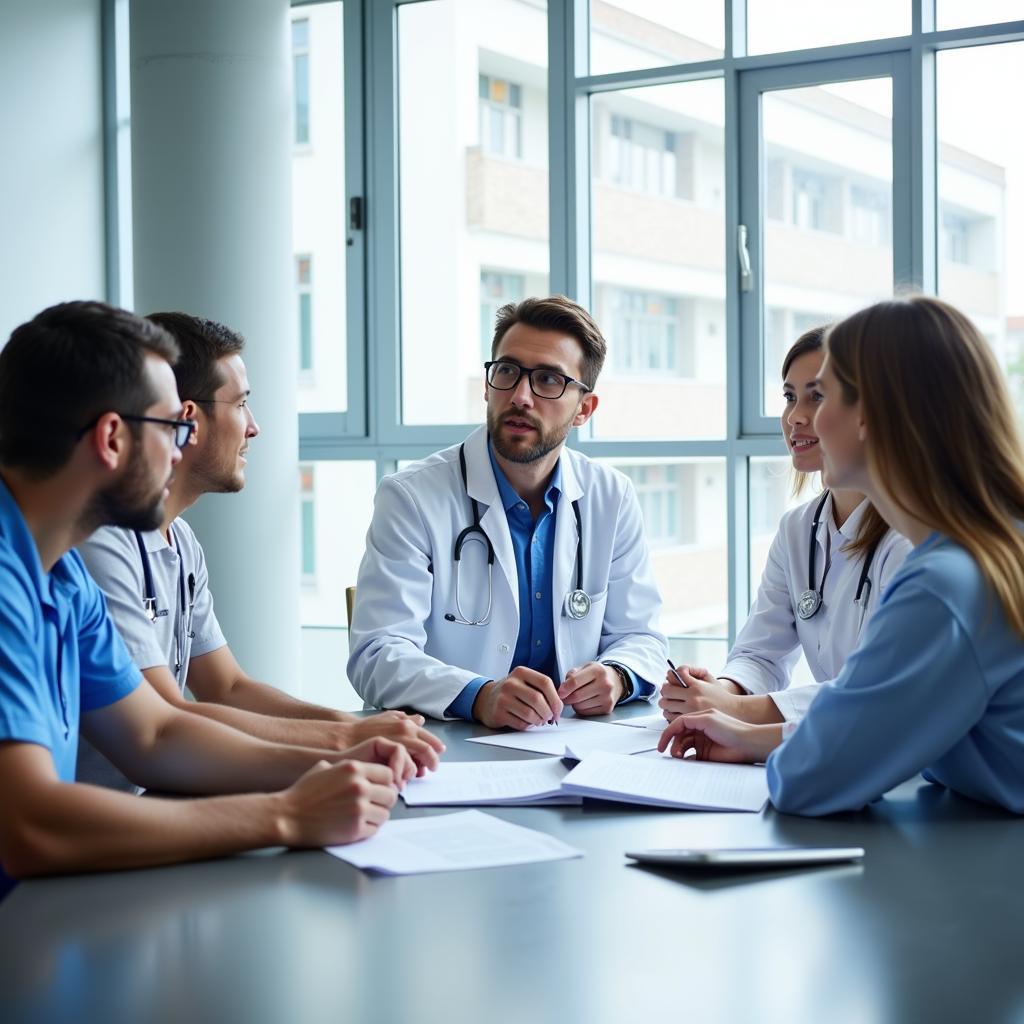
top-left (298, 460), bottom-right (376, 626)
top-left (399, 0), bottom-right (550, 425)
top-left (604, 457), bottom-right (727, 640)
top-left (761, 78), bottom-right (893, 417)
top-left (747, 456), bottom-right (816, 687)
top-left (298, 460), bottom-right (377, 713)
top-left (747, 1), bottom-right (910, 55)
top-left (936, 2), bottom-right (1024, 30)
top-left (591, 80), bottom-right (726, 439)
top-left (291, 2), bottom-right (348, 414)
top-left (589, 1), bottom-right (723, 76)
top-left (937, 43), bottom-right (1024, 419)
top-left (748, 456), bottom-right (807, 594)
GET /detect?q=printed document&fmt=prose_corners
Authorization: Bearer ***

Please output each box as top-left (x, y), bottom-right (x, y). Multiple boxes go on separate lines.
top-left (466, 718), bottom-right (658, 757)
top-left (324, 810), bottom-right (584, 875)
top-left (401, 758), bottom-right (581, 806)
top-left (561, 751), bottom-right (769, 812)
top-left (610, 712), bottom-right (669, 732)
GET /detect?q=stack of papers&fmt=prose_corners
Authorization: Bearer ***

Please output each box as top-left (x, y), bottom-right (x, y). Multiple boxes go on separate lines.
top-left (561, 751), bottom-right (769, 812)
top-left (465, 718), bottom-right (659, 757)
top-left (324, 810), bottom-right (584, 875)
top-left (401, 758), bottom-right (581, 807)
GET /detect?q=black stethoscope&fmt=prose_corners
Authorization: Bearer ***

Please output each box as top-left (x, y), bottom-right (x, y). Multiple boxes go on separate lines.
top-left (134, 527), bottom-right (196, 678)
top-left (444, 443), bottom-right (590, 626)
top-left (796, 491), bottom-right (879, 626)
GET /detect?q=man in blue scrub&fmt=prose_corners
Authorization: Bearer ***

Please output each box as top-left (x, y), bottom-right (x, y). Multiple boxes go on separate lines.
top-left (0, 302), bottom-right (419, 893)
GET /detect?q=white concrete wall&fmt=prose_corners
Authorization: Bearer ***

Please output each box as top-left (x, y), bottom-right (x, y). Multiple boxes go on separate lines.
top-left (0, 0), bottom-right (106, 341)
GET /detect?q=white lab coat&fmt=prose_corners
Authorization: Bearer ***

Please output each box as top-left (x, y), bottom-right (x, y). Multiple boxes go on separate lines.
top-left (348, 426), bottom-right (668, 719)
top-left (721, 492), bottom-right (912, 720)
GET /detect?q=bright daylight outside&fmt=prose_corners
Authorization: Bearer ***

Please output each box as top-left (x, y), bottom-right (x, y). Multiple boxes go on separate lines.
top-left (290, 1), bottom-right (1023, 706)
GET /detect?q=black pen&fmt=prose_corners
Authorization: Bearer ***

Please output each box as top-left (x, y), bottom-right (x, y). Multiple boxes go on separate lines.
top-left (666, 658), bottom-right (688, 689)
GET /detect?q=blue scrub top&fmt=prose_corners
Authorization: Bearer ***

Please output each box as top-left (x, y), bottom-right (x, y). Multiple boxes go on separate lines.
top-left (768, 531), bottom-right (1024, 816)
top-left (0, 476), bottom-right (141, 891)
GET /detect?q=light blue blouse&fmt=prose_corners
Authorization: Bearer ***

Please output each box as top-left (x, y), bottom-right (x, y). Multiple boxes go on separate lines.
top-left (768, 531), bottom-right (1024, 815)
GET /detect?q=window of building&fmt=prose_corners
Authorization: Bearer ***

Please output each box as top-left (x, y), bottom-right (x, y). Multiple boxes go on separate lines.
top-left (606, 289), bottom-right (688, 376)
top-left (791, 168), bottom-right (831, 231)
top-left (300, 464), bottom-right (315, 582)
top-left (606, 114), bottom-right (680, 198)
top-left (292, 18), bottom-right (310, 146)
top-left (942, 210), bottom-right (971, 265)
top-left (849, 184), bottom-right (889, 246)
top-left (296, 255), bottom-right (313, 374)
top-left (619, 465), bottom-right (683, 546)
top-left (480, 270), bottom-right (525, 362)
top-left (478, 74), bottom-right (522, 158)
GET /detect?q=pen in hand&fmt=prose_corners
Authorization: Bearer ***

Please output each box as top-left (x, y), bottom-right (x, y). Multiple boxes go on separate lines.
top-left (666, 658), bottom-right (689, 689)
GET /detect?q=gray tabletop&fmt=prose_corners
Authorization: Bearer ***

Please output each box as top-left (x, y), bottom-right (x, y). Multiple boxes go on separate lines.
top-left (3, 707), bottom-right (1023, 1024)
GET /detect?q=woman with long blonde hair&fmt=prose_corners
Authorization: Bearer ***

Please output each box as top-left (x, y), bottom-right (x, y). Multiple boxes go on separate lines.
top-left (659, 327), bottom-right (910, 725)
top-left (660, 296), bottom-right (1024, 815)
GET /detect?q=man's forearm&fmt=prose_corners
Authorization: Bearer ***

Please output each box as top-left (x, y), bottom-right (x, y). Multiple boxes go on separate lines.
top-left (4, 780), bottom-right (287, 878)
top-left (216, 677), bottom-right (349, 723)
top-left (117, 705), bottom-right (344, 795)
top-left (181, 699), bottom-right (356, 751)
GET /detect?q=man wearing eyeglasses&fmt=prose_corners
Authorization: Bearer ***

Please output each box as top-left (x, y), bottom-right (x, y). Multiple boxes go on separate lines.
top-left (0, 302), bottom-right (420, 893)
top-left (349, 295), bottom-right (667, 728)
top-left (76, 312), bottom-right (443, 792)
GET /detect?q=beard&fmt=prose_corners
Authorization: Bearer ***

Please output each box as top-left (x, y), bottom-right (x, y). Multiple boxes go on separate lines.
top-left (84, 448), bottom-right (167, 533)
top-left (486, 401), bottom-right (576, 464)
top-left (191, 425), bottom-right (245, 495)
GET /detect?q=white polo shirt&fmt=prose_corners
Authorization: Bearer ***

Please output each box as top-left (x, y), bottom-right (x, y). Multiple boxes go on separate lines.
top-left (721, 493), bottom-right (912, 721)
top-left (74, 520), bottom-right (227, 790)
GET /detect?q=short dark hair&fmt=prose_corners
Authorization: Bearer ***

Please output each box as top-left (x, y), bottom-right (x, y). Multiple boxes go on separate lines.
top-left (0, 301), bottom-right (179, 477)
top-left (492, 295), bottom-right (607, 390)
top-left (146, 312), bottom-right (245, 403)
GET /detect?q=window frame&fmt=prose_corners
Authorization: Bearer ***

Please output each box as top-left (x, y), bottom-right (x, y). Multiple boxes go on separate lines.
top-left (105, 1), bottom-right (1024, 646)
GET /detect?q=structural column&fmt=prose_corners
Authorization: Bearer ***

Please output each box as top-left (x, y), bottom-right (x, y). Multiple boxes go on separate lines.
top-left (130, 0), bottom-right (300, 689)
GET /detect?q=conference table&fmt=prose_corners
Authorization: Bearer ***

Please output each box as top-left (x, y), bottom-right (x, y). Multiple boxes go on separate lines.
top-left (2, 705), bottom-right (1023, 1024)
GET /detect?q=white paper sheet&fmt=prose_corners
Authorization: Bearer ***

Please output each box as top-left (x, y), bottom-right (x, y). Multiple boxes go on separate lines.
top-left (609, 712), bottom-right (669, 732)
top-left (465, 718), bottom-right (659, 757)
top-left (324, 810), bottom-right (584, 875)
top-left (561, 751), bottom-right (769, 812)
top-left (401, 758), bottom-right (582, 807)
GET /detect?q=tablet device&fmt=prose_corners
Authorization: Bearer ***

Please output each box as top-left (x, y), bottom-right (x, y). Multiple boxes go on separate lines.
top-left (624, 846), bottom-right (864, 869)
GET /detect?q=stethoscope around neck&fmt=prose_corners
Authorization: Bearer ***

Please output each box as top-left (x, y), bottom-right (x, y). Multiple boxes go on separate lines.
top-left (134, 527), bottom-right (196, 677)
top-left (443, 443), bottom-right (590, 626)
top-left (796, 490), bottom-right (879, 625)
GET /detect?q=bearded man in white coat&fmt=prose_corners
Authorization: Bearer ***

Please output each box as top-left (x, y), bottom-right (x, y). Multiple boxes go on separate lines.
top-left (348, 295), bottom-right (667, 729)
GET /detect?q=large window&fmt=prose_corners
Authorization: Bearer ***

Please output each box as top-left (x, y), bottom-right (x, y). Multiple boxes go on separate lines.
top-left (937, 41), bottom-right (1023, 421)
top-left (284, 0), bottom-right (1024, 672)
top-left (397, 0), bottom-right (550, 427)
top-left (291, 2), bottom-right (351, 417)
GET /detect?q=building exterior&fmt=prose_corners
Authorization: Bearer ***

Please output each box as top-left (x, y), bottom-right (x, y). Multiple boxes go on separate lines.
top-left (290, 1), bottom-right (1009, 679)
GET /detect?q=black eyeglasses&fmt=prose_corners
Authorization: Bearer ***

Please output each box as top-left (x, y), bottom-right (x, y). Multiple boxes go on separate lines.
top-left (484, 360), bottom-right (591, 400)
top-left (78, 414), bottom-right (197, 449)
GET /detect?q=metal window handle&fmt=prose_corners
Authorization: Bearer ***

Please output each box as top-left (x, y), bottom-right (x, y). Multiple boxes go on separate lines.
top-left (738, 224), bottom-right (753, 292)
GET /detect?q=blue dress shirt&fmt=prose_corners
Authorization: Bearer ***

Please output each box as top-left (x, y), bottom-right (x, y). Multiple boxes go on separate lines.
top-left (768, 531), bottom-right (1024, 816)
top-left (447, 443), bottom-right (650, 720)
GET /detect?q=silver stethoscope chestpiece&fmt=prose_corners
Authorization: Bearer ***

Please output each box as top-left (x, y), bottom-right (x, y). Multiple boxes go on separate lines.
top-left (566, 588), bottom-right (592, 620)
top-left (796, 588), bottom-right (822, 620)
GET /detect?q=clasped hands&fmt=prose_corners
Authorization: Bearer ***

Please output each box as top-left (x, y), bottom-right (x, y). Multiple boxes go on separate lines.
top-left (472, 662), bottom-right (626, 730)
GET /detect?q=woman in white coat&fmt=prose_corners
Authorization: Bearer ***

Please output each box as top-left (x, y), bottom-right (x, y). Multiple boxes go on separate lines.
top-left (660, 326), bottom-right (911, 725)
